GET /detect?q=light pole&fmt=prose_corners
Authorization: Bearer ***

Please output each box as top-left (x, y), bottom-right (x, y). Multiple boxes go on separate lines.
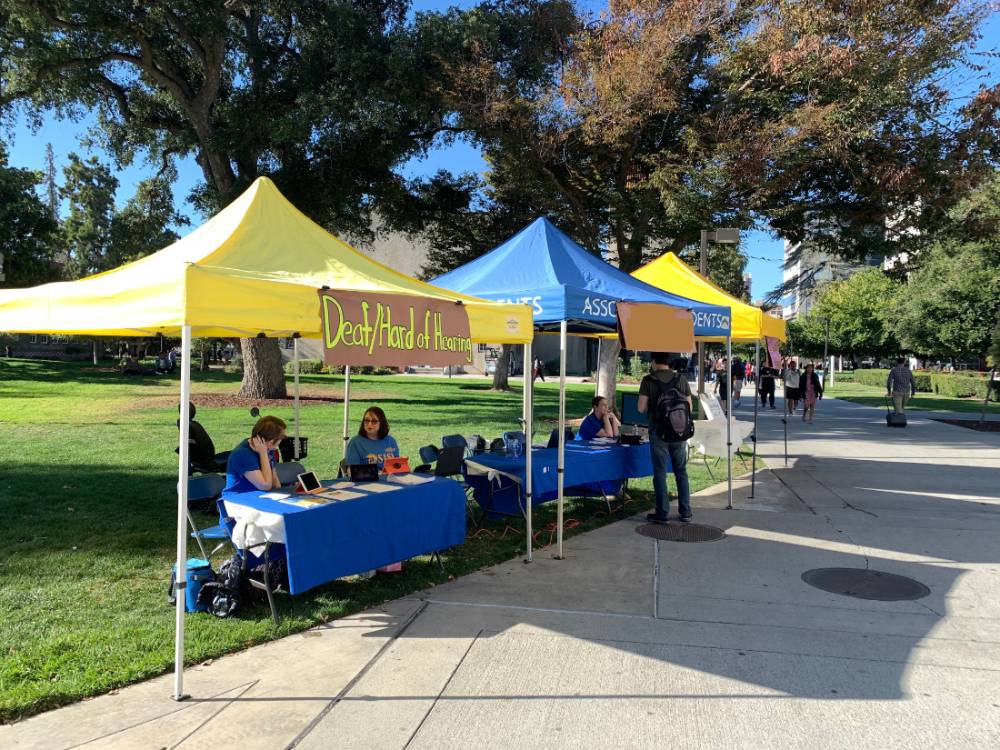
top-left (696, 228), bottom-right (740, 396)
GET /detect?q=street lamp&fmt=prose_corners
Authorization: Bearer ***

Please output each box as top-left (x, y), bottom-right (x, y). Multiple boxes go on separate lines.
top-left (697, 228), bottom-right (740, 396)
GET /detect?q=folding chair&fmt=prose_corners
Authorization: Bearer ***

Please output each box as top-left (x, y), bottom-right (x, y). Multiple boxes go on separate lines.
top-left (546, 427), bottom-right (575, 448)
top-left (215, 498), bottom-right (284, 626)
top-left (441, 434), bottom-right (470, 457)
top-left (414, 444), bottom-right (439, 473)
top-left (275, 461), bottom-right (305, 487)
top-left (187, 475), bottom-right (228, 561)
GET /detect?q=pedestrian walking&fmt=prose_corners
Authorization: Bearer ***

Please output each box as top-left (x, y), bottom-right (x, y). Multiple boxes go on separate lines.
top-left (783, 360), bottom-right (801, 414)
top-left (731, 356), bottom-right (744, 407)
top-left (532, 355), bottom-right (546, 383)
top-left (758, 364), bottom-right (778, 408)
top-left (638, 352), bottom-right (693, 524)
top-left (886, 358), bottom-right (916, 414)
top-left (801, 363), bottom-right (824, 422)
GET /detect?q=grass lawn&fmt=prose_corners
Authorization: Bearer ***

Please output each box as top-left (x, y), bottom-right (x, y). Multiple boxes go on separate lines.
top-left (826, 378), bottom-right (1000, 415)
top-left (0, 359), bottom-right (719, 723)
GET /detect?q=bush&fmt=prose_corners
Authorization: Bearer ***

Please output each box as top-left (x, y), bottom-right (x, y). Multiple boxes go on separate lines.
top-left (285, 358), bottom-right (324, 374)
top-left (929, 372), bottom-right (988, 399)
top-left (223, 353), bottom-right (243, 374)
top-left (853, 368), bottom-right (932, 392)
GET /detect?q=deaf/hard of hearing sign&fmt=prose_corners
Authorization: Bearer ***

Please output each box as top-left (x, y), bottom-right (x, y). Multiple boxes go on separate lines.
top-left (319, 289), bottom-right (473, 367)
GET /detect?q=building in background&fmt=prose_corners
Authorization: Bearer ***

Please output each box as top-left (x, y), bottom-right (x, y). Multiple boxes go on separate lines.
top-left (782, 239), bottom-right (882, 320)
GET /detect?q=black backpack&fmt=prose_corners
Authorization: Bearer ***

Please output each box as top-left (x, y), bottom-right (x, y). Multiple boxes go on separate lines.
top-left (197, 554), bottom-right (250, 618)
top-left (649, 373), bottom-right (695, 442)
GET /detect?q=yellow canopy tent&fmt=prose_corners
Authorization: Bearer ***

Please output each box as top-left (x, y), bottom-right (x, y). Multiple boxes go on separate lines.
top-left (0, 176), bottom-right (532, 341)
top-left (0, 177), bottom-right (534, 701)
top-left (632, 252), bottom-right (785, 342)
top-left (632, 251), bottom-right (788, 501)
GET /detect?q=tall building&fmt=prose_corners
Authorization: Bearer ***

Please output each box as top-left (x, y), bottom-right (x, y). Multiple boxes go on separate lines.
top-left (781, 239), bottom-right (881, 320)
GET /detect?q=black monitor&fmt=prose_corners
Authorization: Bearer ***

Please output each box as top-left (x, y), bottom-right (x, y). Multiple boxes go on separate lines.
top-left (620, 392), bottom-right (646, 427)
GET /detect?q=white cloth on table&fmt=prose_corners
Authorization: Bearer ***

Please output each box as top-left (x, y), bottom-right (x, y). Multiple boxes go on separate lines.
top-left (223, 500), bottom-right (286, 549)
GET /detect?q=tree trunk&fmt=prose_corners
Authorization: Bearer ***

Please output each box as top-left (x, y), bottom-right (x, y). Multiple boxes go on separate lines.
top-left (92, 339), bottom-right (98, 365)
top-left (596, 339), bottom-right (621, 406)
top-left (238, 338), bottom-right (287, 399)
top-left (492, 343), bottom-right (512, 391)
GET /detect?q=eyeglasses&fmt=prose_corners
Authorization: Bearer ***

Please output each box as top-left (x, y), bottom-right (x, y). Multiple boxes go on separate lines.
top-left (363, 417), bottom-right (380, 424)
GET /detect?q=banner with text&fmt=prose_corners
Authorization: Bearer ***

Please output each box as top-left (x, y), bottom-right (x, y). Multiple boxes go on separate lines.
top-left (319, 290), bottom-right (473, 367)
top-left (765, 336), bottom-right (781, 368)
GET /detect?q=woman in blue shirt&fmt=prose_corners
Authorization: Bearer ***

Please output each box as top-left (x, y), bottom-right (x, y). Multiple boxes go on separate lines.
top-left (224, 415), bottom-right (287, 494)
top-left (345, 406), bottom-right (400, 470)
top-left (577, 396), bottom-right (621, 441)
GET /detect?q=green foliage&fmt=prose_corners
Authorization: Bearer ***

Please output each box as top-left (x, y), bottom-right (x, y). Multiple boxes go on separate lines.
top-left (929, 372), bottom-right (989, 399)
top-left (854, 368), bottom-right (931, 393)
top-left (0, 141), bottom-right (60, 288)
top-left (59, 156), bottom-right (186, 279)
top-left (285, 359), bottom-right (324, 375)
top-left (796, 269), bottom-right (903, 358)
top-left (629, 353), bottom-right (647, 381)
top-left (890, 244), bottom-right (1000, 359)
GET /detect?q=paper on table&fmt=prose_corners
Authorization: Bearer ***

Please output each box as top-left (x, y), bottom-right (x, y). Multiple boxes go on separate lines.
top-left (354, 482), bottom-right (402, 493)
top-left (386, 473), bottom-right (434, 486)
top-left (326, 481), bottom-right (355, 490)
top-left (315, 490), bottom-right (364, 501)
top-left (261, 492), bottom-right (291, 500)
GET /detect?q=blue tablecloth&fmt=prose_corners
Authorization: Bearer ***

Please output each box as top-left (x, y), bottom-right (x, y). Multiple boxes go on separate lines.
top-left (222, 477), bottom-right (466, 594)
top-left (465, 441), bottom-right (658, 517)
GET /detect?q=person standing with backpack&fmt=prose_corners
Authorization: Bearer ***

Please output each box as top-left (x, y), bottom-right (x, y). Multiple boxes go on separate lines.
top-left (638, 352), bottom-right (694, 524)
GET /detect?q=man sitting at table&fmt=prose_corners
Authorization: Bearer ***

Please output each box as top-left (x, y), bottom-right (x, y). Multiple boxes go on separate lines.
top-left (346, 406), bottom-right (400, 470)
top-left (224, 416), bottom-right (287, 494)
top-left (577, 396), bottom-right (621, 440)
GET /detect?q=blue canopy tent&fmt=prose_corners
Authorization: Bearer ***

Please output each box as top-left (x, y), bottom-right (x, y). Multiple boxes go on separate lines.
top-left (434, 218), bottom-right (733, 558)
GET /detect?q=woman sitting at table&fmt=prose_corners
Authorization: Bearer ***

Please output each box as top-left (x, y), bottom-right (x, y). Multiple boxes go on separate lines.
top-left (576, 396), bottom-right (621, 441)
top-left (346, 406), bottom-right (400, 471)
top-left (224, 416), bottom-right (287, 494)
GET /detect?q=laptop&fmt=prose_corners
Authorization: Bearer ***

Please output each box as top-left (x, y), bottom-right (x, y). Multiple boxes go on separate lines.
top-left (348, 463), bottom-right (379, 482)
top-left (383, 456), bottom-right (410, 474)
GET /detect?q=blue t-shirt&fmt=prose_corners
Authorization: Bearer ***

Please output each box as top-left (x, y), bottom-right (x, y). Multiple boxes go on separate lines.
top-left (224, 439), bottom-right (274, 494)
top-left (576, 412), bottom-right (604, 441)
top-left (345, 435), bottom-right (400, 469)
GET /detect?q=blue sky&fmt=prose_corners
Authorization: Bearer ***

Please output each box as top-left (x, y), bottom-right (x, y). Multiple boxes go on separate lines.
top-left (3, 1), bottom-right (997, 300)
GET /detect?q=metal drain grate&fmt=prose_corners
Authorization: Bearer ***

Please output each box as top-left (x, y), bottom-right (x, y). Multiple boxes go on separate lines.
top-left (801, 568), bottom-right (930, 601)
top-left (636, 523), bottom-right (725, 542)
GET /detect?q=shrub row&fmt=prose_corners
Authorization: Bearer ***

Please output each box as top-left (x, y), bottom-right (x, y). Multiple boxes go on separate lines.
top-left (852, 368), bottom-right (988, 398)
top-left (281, 359), bottom-right (396, 376)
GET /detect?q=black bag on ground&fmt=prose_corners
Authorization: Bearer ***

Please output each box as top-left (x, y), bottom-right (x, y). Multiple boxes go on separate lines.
top-left (885, 398), bottom-right (907, 428)
top-left (197, 554), bottom-right (250, 618)
top-left (650, 373), bottom-right (695, 442)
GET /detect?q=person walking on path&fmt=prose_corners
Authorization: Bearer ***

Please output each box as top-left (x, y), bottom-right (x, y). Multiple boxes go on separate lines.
top-left (758, 363), bottom-right (778, 408)
top-left (801, 363), bottom-right (824, 422)
top-left (783, 359), bottom-right (801, 415)
top-left (731, 356), bottom-right (745, 407)
top-left (887, 358), bottom-right (916, 414)
top-left (532, 355), bottom-right (546, 383)
top-left (638, 352), bottom-right (692, 524)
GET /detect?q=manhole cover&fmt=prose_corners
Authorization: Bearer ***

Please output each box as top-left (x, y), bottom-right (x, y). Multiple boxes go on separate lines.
top-left (636, 523), bottom-right (725, 542)
top-left (801, 568), bottom-right (930, 601)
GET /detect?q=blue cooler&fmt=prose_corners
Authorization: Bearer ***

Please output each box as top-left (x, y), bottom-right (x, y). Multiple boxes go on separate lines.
top-left (171, 558), bottom-right (214, 613)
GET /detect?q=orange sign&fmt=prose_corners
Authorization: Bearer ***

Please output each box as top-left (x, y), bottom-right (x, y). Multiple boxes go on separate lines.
top-left (319, 290), bottom-right (472, 367)
top-left (616, 302), bottom-right (696, 352)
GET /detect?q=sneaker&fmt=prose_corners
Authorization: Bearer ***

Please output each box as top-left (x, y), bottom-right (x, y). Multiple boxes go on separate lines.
top-left (646, 512), bottom-right (669, 524)
top-left (678, 514), bottom-right (693, 524)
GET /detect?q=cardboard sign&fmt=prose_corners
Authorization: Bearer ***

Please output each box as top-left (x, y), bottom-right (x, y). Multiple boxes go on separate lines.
top-left (765, 336), bottom-right (781, 368)
top-left (616, 302), bottom-right (695, 352)
top-left (319, 290), bottom-right (472, 367)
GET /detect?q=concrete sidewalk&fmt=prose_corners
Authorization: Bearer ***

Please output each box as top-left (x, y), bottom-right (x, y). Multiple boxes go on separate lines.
top-left (6, 394), bottom-right (1000, 749)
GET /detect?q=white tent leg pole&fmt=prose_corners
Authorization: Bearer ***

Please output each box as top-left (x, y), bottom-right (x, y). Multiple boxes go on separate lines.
top-left (293, 337), bottom-right (301, 459)
top-left (726, 335), bottom-right (733, 510)
top-left (172, 325), bottom-right (192, 701)
top-left (342, 366), bottom-right (352, 461)
top-left (523, 341), bottom-right (533, 562)
top-left (556, 320), bottom-right (567, 559)
top-left (750, 340), bottom-right (760, 499)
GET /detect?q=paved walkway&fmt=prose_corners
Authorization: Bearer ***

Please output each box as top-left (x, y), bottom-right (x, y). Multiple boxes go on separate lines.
top-left (6, 393), bottom-right (1000, 749)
